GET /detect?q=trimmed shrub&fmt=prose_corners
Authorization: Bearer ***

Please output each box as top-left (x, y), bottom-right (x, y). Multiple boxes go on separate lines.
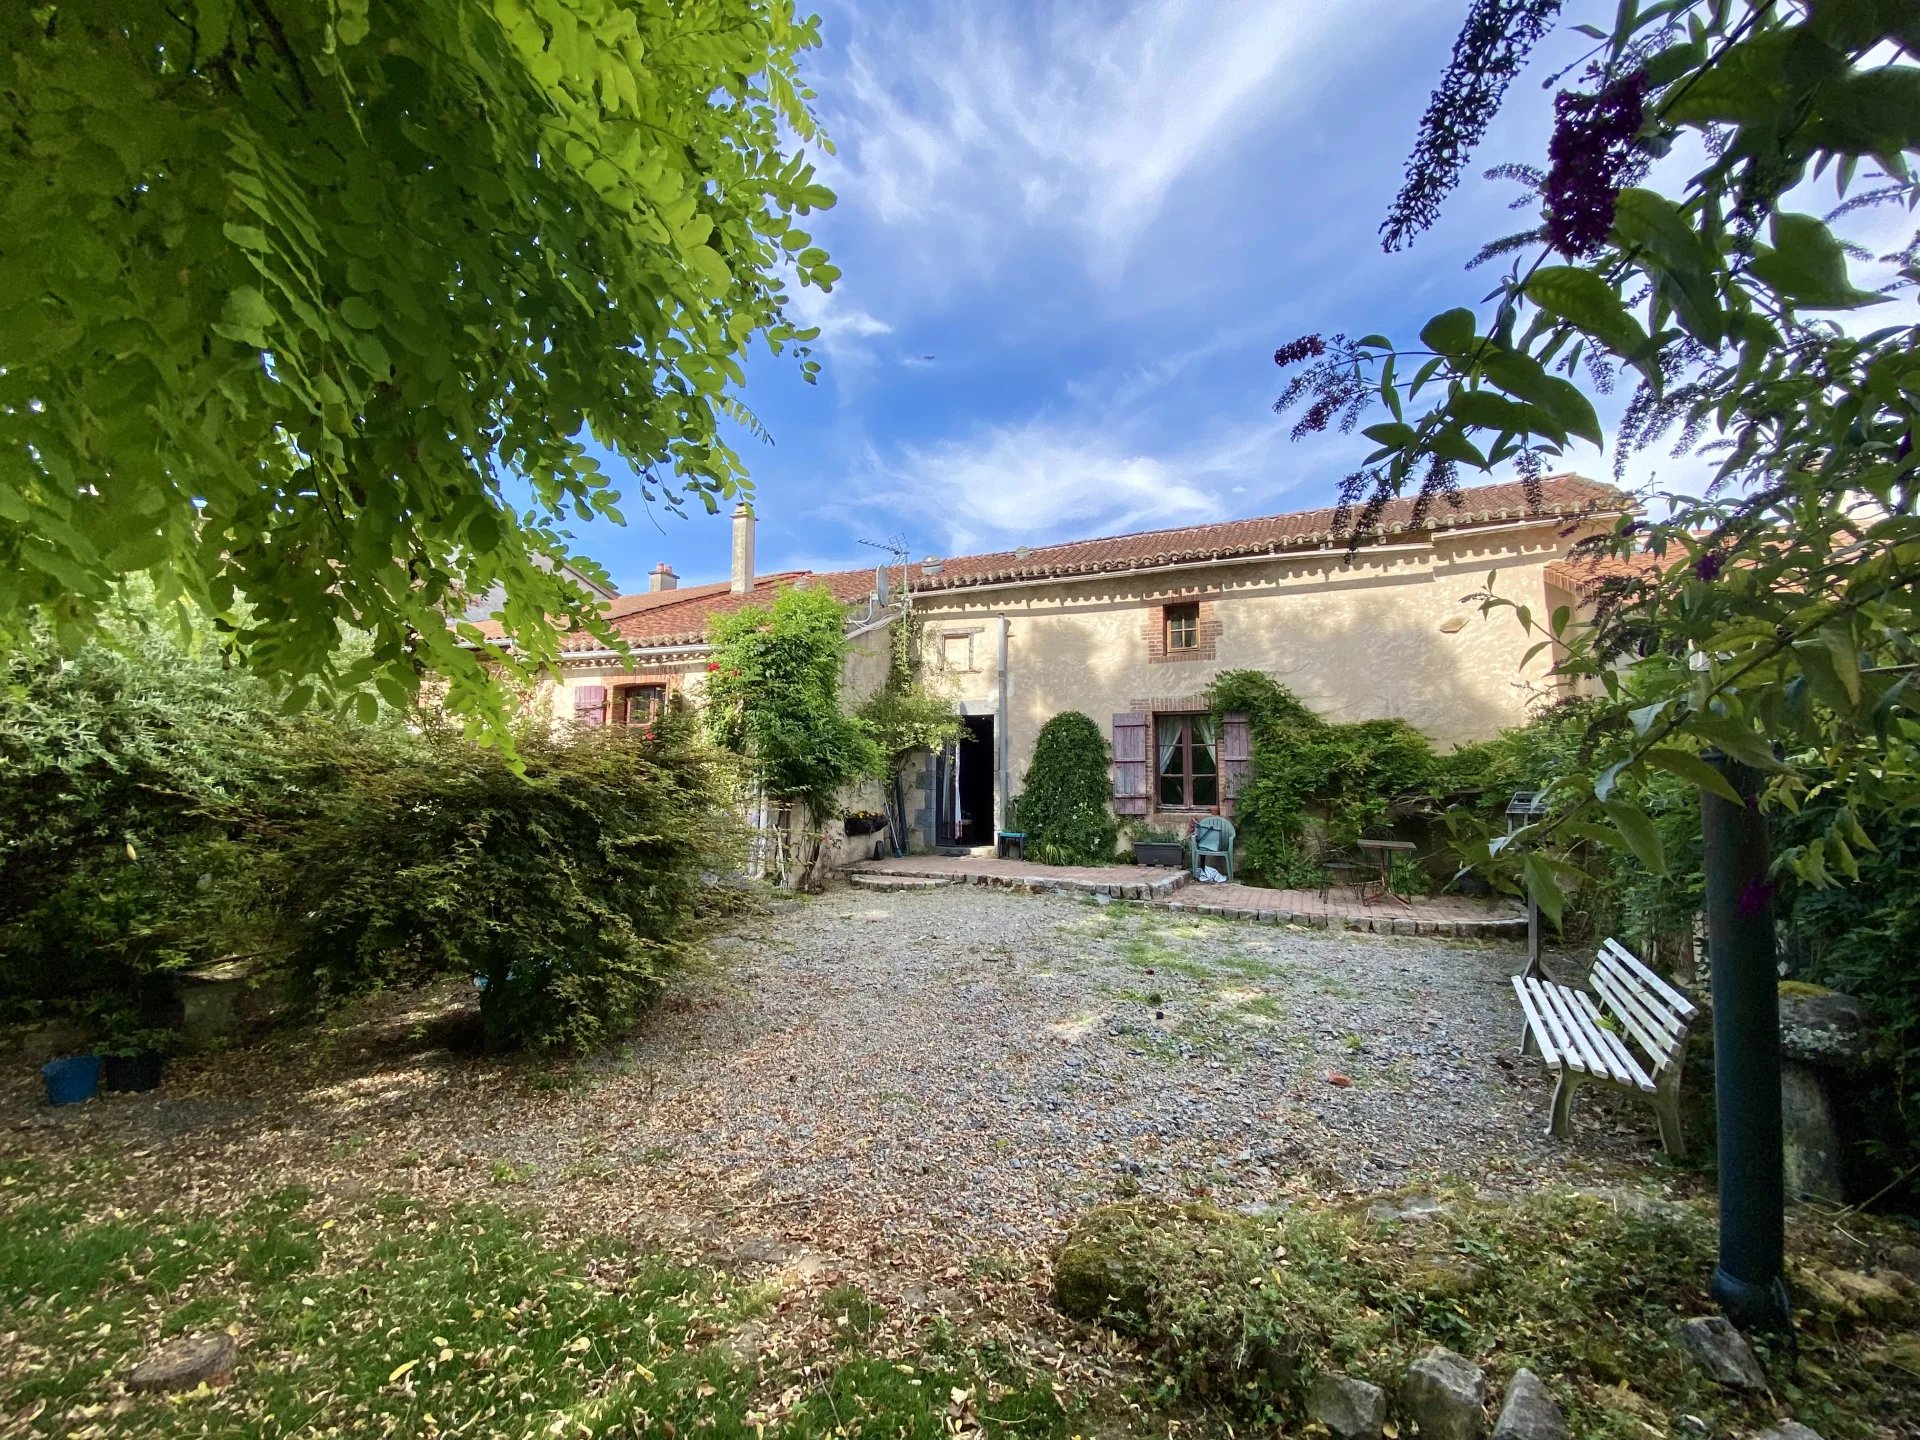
top-left (0, 612), bottom-right (740, 1052)
top-left (268, 711), bottom-right (740, 1052)
top-left (0, 617), bottom-right (290, 1033)
top-left (1016, 712), bottom-right (1117, 866)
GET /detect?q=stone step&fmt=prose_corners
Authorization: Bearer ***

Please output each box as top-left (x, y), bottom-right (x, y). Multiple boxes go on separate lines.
top-left (848, 874), bottom-right (955, 892)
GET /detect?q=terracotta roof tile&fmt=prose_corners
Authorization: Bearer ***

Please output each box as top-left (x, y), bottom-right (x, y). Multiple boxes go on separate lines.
top-left (516, 474), bottom-right (1629, 654)
top-left (901, 474), bottom-right (1625, 593)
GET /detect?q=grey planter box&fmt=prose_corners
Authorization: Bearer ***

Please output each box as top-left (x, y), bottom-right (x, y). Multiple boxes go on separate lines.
top-left (1132, 841), bottom-right (1185, 868)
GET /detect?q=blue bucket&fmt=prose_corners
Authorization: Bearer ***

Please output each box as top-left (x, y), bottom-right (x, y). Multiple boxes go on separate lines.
top-left (42, 1054), bottom-right (102, 1106)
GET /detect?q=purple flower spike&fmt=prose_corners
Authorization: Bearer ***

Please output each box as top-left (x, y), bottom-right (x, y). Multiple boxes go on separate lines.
top-left (1544, 70), bottom-right (1649, 257)
top-left (1273, 335), bottom-right (1328, 367)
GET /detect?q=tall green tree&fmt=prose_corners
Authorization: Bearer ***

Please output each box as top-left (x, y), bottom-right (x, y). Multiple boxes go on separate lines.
top-left (1, 1), bottom-right (837, 739)
top-left (1274, 0), bottom-right (1920, 912)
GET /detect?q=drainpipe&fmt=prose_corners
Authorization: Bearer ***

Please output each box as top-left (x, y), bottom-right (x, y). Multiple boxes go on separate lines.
top-left (997, 615), bottom-right (1011, 832)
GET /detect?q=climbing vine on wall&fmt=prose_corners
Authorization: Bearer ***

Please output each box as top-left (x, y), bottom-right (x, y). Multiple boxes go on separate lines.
top-left (1207, 670), bottom-right (1437, 887)
top-left (704, 587), bottom-right (877, 821)
top-left (855, 610), bottom-right (962, 771)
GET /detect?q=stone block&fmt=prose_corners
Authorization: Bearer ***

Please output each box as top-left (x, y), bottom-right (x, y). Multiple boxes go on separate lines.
top-left (1493, 1369), bottom-right (1568, 1440)
top-left (128, 1333), bottom-right (238, 1393)
top-left (1400, 1346), bottom-right (1487, 1440)
top-left (1673, 1316), bottom-right (1767, 1391)
top-left (1781, 1061), bottom-right (1844, 1204)
top-left (1306, 1372), bottom-right (1387, 1439)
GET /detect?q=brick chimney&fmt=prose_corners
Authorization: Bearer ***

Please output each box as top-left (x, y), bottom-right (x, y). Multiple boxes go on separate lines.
top-left (648, 562), bottom-right (678, 593)
top-left (730, 502), bottom-right (755, 594)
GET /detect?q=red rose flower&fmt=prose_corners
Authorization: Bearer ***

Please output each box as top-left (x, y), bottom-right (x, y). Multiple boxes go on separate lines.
top-left (707, 661), bottom-right (721, 672)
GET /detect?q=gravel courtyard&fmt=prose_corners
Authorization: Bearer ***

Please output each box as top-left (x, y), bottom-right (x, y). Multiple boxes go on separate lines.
top-left (6, 886), bottom-right (1668, 1299)
top-left (538, 886), bottom-right (1662, 1266)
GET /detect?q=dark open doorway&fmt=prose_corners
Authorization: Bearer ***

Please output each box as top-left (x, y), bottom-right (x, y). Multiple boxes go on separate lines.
top-left (935, 714), bottom-right (996, 848)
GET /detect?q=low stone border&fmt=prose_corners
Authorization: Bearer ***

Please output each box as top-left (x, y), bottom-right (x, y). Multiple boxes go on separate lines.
top-left (847, 874), bottom-right (957, 892)
top-left (850, 863), bottom-right (1190, 903)
top-left (843, 861), bottom-right (1525, 938)
top-left (1160, 898), bottom-right (1526, 940)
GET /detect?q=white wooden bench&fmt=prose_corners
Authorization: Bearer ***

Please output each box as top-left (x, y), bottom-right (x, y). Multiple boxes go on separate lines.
top-left (1512, 938), bottom-right (1699, 1155)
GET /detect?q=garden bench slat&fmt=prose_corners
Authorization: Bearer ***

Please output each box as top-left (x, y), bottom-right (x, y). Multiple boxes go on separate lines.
top-left (1593, 954), bottom-right (1691, 1060)
top-left (1602, 938), bottom-right (1697, 1018)
top-left (1550, 982), bottom-right (1635, 1087)
top-left (1571, 989), bottom-right (1655, 1091)
top-left (1540, 981), bottom-right (1639, 1088)
top-left (1537, 982), bottom-right (1607, 1078)
top-left (1508, 978), bottom-right (1563, 1070)
top-left (1524, 979), bottom-right (1582, 1069)
top-left (1513, 937), bottom-right (1692, 1157)
top-left (1589, 963), bottom-right (1684, 1065)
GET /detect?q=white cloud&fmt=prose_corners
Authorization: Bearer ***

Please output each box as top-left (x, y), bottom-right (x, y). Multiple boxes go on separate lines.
top-left (818, 0), bottom-right (1385, 283)
top-left (848, 413), bottom-right (1300, 556)
top-left (782, 280), bottom-right (893, 361)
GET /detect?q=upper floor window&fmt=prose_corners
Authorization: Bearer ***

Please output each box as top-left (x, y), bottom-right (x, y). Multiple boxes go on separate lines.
top-left (1165, 603), bottom-right (1199, 652)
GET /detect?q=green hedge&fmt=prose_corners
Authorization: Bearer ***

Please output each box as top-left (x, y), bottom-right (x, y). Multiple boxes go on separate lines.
top-left (0, 613), bottom-right (740, 1052)
top-left (1207, 671), bottom-right (1435, 888)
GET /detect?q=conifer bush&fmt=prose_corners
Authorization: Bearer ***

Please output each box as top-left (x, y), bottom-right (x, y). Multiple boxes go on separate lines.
top-left (1015, 713), bottom-right (1117, 866)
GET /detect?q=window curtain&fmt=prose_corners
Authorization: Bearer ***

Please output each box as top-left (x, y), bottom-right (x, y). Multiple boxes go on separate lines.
top-left (1156, 715), bottom-right (1182, 776)
top-left (1192, 714), bottom-right (1217, 767)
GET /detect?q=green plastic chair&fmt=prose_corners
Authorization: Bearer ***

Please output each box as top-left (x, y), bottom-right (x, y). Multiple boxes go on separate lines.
top-left (1191, 815), bottom-right (1236, 882)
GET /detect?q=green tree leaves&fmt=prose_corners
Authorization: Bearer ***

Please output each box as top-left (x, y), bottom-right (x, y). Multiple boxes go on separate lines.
top-left (705, 586), bottom-right (879, 821)
top-left (1523, 266), bottom-right (1650, 359)
top-left (0, 2), bottom-right (836, 744)
top-left (1749, 212), bottom-right (1887, 310)
top-left (1273, 0), bottom-right (1920, 919)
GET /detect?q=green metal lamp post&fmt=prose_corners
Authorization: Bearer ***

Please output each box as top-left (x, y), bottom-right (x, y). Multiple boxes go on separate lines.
top-left (1700, 752), bottom-right (1793, 1334)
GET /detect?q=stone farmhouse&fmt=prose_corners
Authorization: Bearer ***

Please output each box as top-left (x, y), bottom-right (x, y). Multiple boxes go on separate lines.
top-left (524, 474), bottom-right (1629, 853)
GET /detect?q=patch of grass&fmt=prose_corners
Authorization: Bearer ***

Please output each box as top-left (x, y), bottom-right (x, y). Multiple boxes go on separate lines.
top-left (1053, 1189), bottom-right (1920, 1437)
top-left (487, 1158), bottom-right (536, 1186)
top-left (820, 1283), bottom-right (887, 1341)
top-left (0, 1158), bottom-right (1077, 1440)
top-left (968, 1251), bottom-right (1025, 1282)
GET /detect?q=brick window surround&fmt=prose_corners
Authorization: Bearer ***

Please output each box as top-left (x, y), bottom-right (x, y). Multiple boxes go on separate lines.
top-left (1143, 595), bottom-right (1219, 663)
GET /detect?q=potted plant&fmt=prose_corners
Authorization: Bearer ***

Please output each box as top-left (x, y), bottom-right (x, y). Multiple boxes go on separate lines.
top-left (1129, 824), bottom-right (1186, 868)
top-left (96, 1001), bottom-right (171, 1093)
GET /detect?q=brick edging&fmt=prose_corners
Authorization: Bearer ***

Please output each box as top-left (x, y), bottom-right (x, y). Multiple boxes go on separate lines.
top-left (1158, 898), bottom-right (1525, 939)
top-left (843, 864), bottom-right (1192, 902)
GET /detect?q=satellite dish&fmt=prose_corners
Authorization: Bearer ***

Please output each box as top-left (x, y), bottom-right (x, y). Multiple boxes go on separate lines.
top-left (875, 566), bottom-right (891, 606)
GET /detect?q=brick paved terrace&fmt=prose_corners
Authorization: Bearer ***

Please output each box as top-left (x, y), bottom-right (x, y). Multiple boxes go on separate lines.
top-left (846, 855), bottom-right (1525, 938)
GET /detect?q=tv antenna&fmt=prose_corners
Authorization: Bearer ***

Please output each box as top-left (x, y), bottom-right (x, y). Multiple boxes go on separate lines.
top-left (858, 533), bottom-right (912, 606)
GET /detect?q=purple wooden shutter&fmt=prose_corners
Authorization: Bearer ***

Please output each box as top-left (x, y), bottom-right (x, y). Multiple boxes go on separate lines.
top-left (574, 684), bottom-right (608, 728)
top-left (1219, 712), bottom-right (1251, 816)
top-left (1112, 712), bottom-right (1149, 816)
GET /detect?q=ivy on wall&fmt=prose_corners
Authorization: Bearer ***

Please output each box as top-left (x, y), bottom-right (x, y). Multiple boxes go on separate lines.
top-left (856, 611), bottom-right (962, 774)
top-left (1207, 670), bottom-right (1437, 888)
top-left (704, 586), bottom-right (876, 819)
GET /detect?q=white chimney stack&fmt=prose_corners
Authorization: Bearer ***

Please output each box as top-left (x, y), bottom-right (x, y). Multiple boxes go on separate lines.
top-left (649, 563), bottom-right (678, 593)
top-left (730, 502), bottom-right (755, 594)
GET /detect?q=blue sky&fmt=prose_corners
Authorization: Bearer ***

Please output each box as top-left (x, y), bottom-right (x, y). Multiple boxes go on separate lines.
top-left (571, 0), bottom-right (1667, 593)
